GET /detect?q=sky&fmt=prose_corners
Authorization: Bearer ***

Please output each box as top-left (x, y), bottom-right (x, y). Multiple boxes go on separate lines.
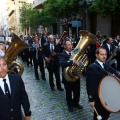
top-left (0, 0), bottom-right (6, 8)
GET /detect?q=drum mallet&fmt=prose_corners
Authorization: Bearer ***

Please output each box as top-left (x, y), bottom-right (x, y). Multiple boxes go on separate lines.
top-left (93, 107), bottom-right (102, 120)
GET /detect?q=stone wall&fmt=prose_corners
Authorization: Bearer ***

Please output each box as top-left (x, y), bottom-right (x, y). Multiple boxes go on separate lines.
top-left (97, 15), bottom-right (111, 36)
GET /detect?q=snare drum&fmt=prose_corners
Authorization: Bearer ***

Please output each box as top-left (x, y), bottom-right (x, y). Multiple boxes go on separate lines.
top-left (98, 75), bottom-right (120, 113)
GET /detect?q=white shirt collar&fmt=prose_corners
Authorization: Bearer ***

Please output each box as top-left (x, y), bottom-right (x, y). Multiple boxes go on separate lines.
top-left (0, 74), bottom-right (8, 81)
top-left (50, 43), bottom-right (54, 50)
top-left (50, 43), bottom-right (54, 46)
top-left (96, 59), bottom-right (104, 68)
top-left (106, 43), bottom-right (111, 49)
top-left (65, 50), bottom-right (71, 55)
top-left (0, 74), bottom-right (11, 94)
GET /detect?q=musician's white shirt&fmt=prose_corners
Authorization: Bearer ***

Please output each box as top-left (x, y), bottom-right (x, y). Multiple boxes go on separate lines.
top-left (65, 50), bottom-right (71, 55)
top-left (106, 43), bottom-right (111, 51)
top-left (0, 74), bottom-right (11, 94)
top-left (96, 59), bottom-right (104, 68)
top-left (50, 43), bottom-right (54, 50)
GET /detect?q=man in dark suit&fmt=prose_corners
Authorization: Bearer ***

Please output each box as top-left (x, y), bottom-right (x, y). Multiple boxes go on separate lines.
top-left (102, 37), bottom-right (115, 59)
top-left (28, 36), bottom-right (33, 66)
top-left (86, 47), bottom-right (119, 120)
top-left (41, 33), bottom-right (47, 46)
top-left (113, 35), bottom-right (120, 47)
top-left (43, 35), bottom-right (63, 91)
top-left (59, 40), bottom-right (83, 112)
top-left (23, 36), bottom-right (30, 66)
top-left (0, 56), bottom-right (31, 120)
top-left (32, 36), bottom-right (46, 80)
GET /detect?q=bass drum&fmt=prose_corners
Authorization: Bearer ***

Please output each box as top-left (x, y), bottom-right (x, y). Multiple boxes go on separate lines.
top-left (98, 75), bottom-right (120, 113)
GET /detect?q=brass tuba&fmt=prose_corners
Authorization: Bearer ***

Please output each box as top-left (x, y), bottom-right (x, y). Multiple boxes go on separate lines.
top-left (5, 33), bottom-right (29, 75)
top-left (63, 30), bottom-right (97, 82)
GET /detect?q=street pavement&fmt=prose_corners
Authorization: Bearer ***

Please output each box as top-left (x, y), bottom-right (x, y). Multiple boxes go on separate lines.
top-left (18, 58), bottom-right (120, 120)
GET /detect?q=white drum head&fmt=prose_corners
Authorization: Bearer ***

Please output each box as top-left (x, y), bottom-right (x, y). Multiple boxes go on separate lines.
top-left (98, 75), bottom-right (120, 112)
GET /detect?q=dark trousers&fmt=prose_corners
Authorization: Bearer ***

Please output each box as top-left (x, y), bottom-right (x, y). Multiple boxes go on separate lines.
top-left (19, 51), bottom-right (25, 62)
top-left (64, 79), bottom-right (80, 107)
top-left (24, 49), bottom-right (30, 65)
top-left (33, 56), bottom-right (45, 78)
top-left (29, 54), bottom-right (33, 65)
top-left (47, 62), bottom-right (62, 89)
top-left (24, 54), bottom-right (29, 65)
top-left (94, 96), bottom-right (110, 120)
top-left (29, 51), bottom-right (33, 65)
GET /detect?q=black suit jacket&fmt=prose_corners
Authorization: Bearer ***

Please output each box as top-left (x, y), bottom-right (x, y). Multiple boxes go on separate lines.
top-left (0, 74), bottom-right (31, 120)
top-left (60, 50), bottom-right (73, 67)
top-left (59, 51), bottom-right (74, 83)
top-left (113, 40), bottom-right (119, 47)
top-left (41, 36), bottom-right (46, 46)
top-left (43, 43), bottom-right (60, 68)
top-left (102, 44), bottom-right (115, 59)
top-left (31, 47), bottom-right (43, 60)
top-left (86, 61), bottom-right (117, 102)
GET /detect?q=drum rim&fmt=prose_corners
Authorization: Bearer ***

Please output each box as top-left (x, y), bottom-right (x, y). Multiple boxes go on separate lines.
top-left (98, 75), bottom-right (120, 113)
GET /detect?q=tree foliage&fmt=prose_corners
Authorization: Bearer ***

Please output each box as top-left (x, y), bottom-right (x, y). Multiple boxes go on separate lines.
top-left (19, 0), bottom-right (82, 29)
top-left (19, 3), bottom-right (40, 30)
top-left (39, 0), bottom-right (81, 26)
top-left (89, 0), bottom-right (120, 15)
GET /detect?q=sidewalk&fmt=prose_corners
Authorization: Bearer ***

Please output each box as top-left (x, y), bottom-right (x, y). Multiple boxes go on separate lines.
top-left (20, 59), bottom-right (120, 120)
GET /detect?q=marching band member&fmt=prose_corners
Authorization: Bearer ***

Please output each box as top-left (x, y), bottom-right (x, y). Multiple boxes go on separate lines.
top-left (86, 47), bottom-right (118, 120)
top-left (60, 40), bottom-right (83, 112)
top-left (113, 35), bottom-right (120, 47)
top-left (0, 56), bottom-right (31, 120)
top-left (43, 35), bottom-right (63, 91)
top-left (102, 37), bottom-right (115, 59)
top-left (32, 36), bottom-right (46, 80)
top-left (23, 36), bottom-right (30, 66)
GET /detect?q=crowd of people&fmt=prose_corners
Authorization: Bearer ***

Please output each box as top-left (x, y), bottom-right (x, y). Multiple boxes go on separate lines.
top-left (0, 31), bottom-right (120, 120)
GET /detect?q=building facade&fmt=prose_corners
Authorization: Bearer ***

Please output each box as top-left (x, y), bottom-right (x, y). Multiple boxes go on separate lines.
top-left (0, 0), bottom-right (9, 37)
top-left (32, 0), bottom-right (48, 34)
top-left (6, 0), bottom-right (33, 35)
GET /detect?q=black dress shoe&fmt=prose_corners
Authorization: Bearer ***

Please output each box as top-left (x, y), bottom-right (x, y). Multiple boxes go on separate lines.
top-left (57, 88), bottom-right (64, 91)
top-left (36, 76), bottom-right (40, 80)
top-left (74, 104), bottom-right (83, 109)
top-left (68, 106), bottom-right (73, 112)
top-left (42, 77), bottom-right (46, 81)
top-left (51, 87), bottom-right (55, 91)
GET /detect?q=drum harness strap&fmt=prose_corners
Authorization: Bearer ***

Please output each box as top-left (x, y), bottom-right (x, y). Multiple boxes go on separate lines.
top-left (93, 63), bottom-right (109, 74)
top-left (94, 62), bottom-right (120, 79)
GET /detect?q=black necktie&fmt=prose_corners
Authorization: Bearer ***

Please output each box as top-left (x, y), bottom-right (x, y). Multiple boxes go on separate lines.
top-left (110, 45), bottom-right (112, 55)
top-left (3, 79), bottom-right (11, 100)
top-left (103, 63), bottom-right (108, 71)
top-left (51, 44), bottom-right (54, 53)
top-left (69, 52), bottom-right (71, 56)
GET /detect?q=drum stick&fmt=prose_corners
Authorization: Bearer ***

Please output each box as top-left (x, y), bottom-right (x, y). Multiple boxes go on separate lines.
top-left (93, 107), bottom-right (102, 120)
top-left (93, 107), bottom-right (99, 116)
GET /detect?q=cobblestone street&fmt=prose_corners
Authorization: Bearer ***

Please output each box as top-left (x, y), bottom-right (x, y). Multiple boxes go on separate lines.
top-left (19, 59), bottom-right (120, 120)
